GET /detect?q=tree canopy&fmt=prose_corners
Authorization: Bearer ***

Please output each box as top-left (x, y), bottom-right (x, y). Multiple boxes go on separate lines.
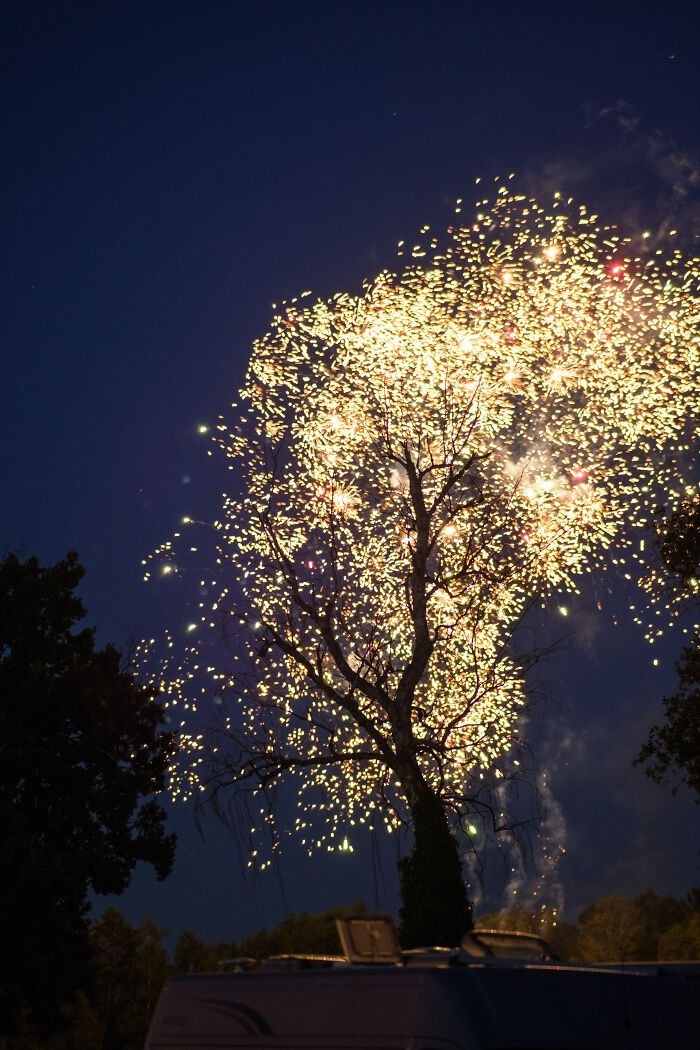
top-left (636, 494), bottom-right (700, 801)
top-left (636, 643), bottom-right (700, 798)
top-left (0, 551), bottom-right (176, 1037)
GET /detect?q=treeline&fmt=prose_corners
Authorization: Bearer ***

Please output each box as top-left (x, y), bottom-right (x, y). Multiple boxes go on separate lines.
top-left (3, 903), bottom-right (367, 1050)
top-left (478, 886), bottom-right (700, 963)
top-left (7, 889), bottom-right (698, 1050)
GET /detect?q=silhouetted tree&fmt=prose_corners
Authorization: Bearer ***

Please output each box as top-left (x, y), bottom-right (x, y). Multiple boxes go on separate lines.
top-left (0, 552), bottom-right (176, 1039)
top-left (88, 909), bottom-right (169, 1050)
top-left (636, 643), bottom-right (700, 800)
top-left (171, 931), bottom-right (236, 974)
top-left (636, 496), bottom-right (700, 802)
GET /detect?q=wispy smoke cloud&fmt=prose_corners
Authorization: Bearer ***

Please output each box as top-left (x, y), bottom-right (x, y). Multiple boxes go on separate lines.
top-left (523, 102), bottom-right (700, 249)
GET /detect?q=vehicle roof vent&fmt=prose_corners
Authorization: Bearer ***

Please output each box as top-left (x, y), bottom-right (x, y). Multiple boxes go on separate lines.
top-left (335, 913), bottom-right (403, 965)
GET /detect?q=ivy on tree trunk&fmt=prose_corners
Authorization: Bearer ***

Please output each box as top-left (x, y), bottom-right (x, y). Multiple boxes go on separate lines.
top-left (398, 790), bottom-right (472, 947)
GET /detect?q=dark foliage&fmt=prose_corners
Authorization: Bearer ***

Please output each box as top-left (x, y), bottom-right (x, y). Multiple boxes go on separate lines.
top-left (0, 552), bottom-right (176, 1038)
top-left (237, 902), bottom-right (369, 960)
top-left (85, 909), bottom-right (169, 1050)
top-left (637, 497), bottom-right (700, 802)
top-left (477, 887), bottom-right (700, 963)
top-left (9, 886), bottom-right (699, 1047)
top-left (635, 642), bottom-right (700, 798)
top-left (632, 889), bottom-right (690, 959)
top-left (658, 495), bottom-right (700, 584)
top-left (398, 792), bottom-right (473, 947)
top-left (172, 930), bottom-right (235, 974)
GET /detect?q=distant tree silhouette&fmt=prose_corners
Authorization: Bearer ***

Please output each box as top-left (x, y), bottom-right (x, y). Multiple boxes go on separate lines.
top-left (172, 930), bottom-right (235, 974)
top-left (0, 552), bottom-right (176, 1039)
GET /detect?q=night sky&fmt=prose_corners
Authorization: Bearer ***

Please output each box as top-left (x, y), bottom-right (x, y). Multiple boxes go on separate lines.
top-left (3, 1), bottom-right (699, 944)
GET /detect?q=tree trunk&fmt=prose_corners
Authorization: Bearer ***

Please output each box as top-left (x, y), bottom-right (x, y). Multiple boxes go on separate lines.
top-left (397, 787), bottom-right (473, 948)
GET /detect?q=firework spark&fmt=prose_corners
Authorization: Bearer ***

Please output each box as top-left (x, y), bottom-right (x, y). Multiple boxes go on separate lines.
top-left (148, 183), bottom-right (700, 860)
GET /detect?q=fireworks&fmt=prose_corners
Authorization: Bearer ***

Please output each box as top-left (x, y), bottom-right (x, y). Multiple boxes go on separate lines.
top-left (148, 183), bottom-right (700, 860)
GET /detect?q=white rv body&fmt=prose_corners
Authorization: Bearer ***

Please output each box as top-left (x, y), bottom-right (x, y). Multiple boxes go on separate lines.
top-left (146, 960), bottom-right (700, 1050)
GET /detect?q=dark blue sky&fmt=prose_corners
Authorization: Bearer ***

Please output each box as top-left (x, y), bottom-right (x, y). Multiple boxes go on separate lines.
top-left (3, 1), bottom-right (699, 944)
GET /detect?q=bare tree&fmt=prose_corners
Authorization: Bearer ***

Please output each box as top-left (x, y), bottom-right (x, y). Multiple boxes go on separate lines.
top-left (157, 190), bottom-right (700, 946)
top-left (209, 381), bottom-right (548, 944)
